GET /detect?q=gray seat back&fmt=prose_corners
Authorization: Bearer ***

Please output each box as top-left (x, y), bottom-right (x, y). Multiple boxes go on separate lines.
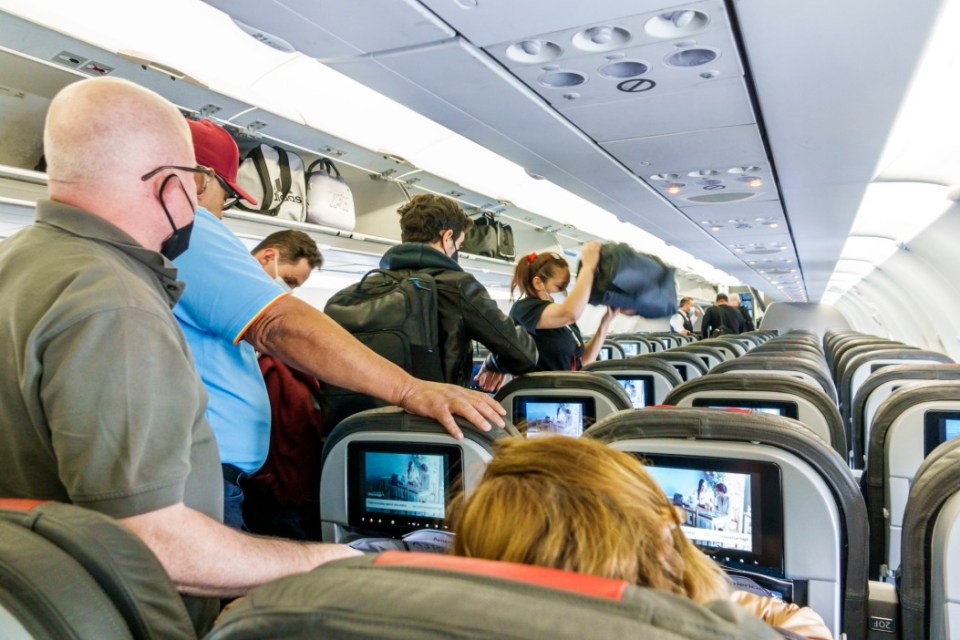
top-left (676, 345), bottom-right (727, 370)
top-left (711, 356), bottom-right (837, 405)
top-left (598, 340), bottom-right (626, 360)
top-left (898, 437), bottom-right (960, 640)
top-left (0, 498), bottom-right (204, 639)
top-left (585, 408), bottom-right (868, 640)
top-left (583, 357), bottom-right (683, 406)
top-left (838, 349), bottom-right (953, 433)
top-left (636, 351), bottom-right (709, 382)
top-left (665, 374), bottom-right (847, 458)
top-left (494, 371), bottom-right (632, 436)
top-left (318, 407), bottom-right (518, 543)
top-left (208, 552), bottom-right (784, 640)
top-left (850, 364), bottom-right (960, 469)
top-left (862, 382), bottom-right (960, 579)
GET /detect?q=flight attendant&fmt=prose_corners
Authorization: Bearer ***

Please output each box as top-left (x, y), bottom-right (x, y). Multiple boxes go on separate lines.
top-left (509, 241), bottom-right (617, 371)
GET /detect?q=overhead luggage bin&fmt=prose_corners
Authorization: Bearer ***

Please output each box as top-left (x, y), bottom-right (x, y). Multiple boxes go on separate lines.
top-left (318, 407), bottom-right (518, 545)
top-left (710, 356), bottom-right (838, 406)
top-left (862, 382), bottom-right (960, 580)
top-left (209, 551), bottom-right (786, 640)
top-left (585, 407), bottom-right (869, 640)
top-left (494, 371), bottom-right (632, 437)
top-left (664, 374), bottom-right (847, 458)
top-left (0, 499), bottom-right (203, 639)
top-left (898, 436), bottom-right (960, 640)
top-left (850, 363), bottom-right (960, 468)
top-left (583, 357), bottom-right (683, 407)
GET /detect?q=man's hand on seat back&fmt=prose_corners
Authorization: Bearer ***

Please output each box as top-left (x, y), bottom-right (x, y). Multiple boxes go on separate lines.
top-left (397, 379), bottom-right (506, 440)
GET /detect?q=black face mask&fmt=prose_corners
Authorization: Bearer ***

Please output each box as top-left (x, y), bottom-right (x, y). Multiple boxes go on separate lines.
top-left (157, 174), bottom-right (195, 261)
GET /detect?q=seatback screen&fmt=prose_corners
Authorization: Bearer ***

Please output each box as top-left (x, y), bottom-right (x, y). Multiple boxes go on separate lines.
top-left (598, 347), bottom-right (612, 361)
top-left (674, 364), bottom-right (689, 381)
top-left (923, 410), bottom-right (960, 456)
top-left (612, 375), bottom-right (654, 408)
top-left (516, 397), bottom-right (596, 438)
top-left (348, 442), bottom-right (463, 534)
top-left (639, 453), bottom-right (784, 577)
top-left (621, 342), bottom-right (639, 357)
top-left (692, 398), bottom-right (799, 420)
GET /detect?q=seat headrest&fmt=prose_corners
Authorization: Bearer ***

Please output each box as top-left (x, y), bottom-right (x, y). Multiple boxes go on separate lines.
top-left (863, 381), bottom-right (960, 578)
top-left (585, 407), bottom-right (868, 638)
top-left (494, 371), bottom-right (632, 409)
top-left (321, 406), bottom-right (519, 470)
top-left (583, 357), bottom-right (683, 386)
top-left (208, 552), bottom-right (784, 640)
top-left (664, 374), bottom-right (845, 456)
top-left (0, 518), bottom-right (132, 639)
top-left (898, 437), bottom-right (960, 639)
top-left (0, 500), bottom-right (202, 639)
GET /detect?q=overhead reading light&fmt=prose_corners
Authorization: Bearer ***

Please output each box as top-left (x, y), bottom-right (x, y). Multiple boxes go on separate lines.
top-left (539, 71), bottom-right (586, 88)
top-left (645, 10), bottom-right (709, 38)
top-left (666, 48), bottom-right (718, 68)
top-left (666, 183), bottom-right (684, 194)
top-left (506, 39), bottom-right (563, 63)
top-left (728, 166), bottom-right (762, 175)
top-left (572, 26), bottom-right (631, 52)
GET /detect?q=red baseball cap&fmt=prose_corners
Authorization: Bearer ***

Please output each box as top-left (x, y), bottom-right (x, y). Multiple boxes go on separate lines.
top-left (186, 119), bottom-right (257, 206)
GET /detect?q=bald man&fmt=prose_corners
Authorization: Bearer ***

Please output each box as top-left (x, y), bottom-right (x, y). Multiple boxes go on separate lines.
top-left (0, 78), bottom-right (501, 631)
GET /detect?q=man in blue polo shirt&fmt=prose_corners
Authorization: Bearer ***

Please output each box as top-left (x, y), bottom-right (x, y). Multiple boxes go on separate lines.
top-left (175, 121), bottom-right (507, 531)
top-left (174, 119), bottom-right (284, 529)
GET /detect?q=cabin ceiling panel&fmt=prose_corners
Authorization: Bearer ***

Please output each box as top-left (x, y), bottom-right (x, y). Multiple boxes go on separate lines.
top-left (327, 38), bottom-right (677, 227)
top-left (604, 124), bottom-right (766, 173)
top-left (487, 12), bottom-right (742, 111)
top-left (734, 0), bottom-right (946, 300)
top-left (418, 0), bottom-right (720, 49)
top-left (202, 0), bottom-right (453, 59)
top-left (558, 76), bottom-right (753, 142)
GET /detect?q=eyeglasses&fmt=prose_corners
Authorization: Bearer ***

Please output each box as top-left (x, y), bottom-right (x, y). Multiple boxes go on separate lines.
top-left (141, 164), bottom-right (212, 183)
top-left (198, 165), bottom-right (242, 210)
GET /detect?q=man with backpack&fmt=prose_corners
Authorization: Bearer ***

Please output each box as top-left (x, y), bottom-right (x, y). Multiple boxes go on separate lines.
top-left (700, 292), bottom-right (747, 339)
top-left (324, 194), bottom-right (538, 425)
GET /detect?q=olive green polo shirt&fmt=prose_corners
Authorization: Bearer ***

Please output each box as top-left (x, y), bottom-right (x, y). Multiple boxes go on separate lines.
top-left (0, 199), bottom-right (222, 521)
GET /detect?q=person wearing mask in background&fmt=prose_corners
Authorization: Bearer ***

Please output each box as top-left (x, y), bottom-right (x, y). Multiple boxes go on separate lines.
top-left (243, 230), bottom-right (327, 539)
top-left (451, 437), bottom-right (833, 640)
top-left (509, 242), bottom-right (618, 371)
top-left (670, 297), bottom-right (696, 335)
top-left (729, 293), bottom-right (756, 332)
top-left (175, 119), bottom-right (506, 531)
top-left (251, 230), bottom-right (323, 291)
top-left (379, 194), bottom-right (538, 392)
top-left (700, 293), bottom-right (747, 339)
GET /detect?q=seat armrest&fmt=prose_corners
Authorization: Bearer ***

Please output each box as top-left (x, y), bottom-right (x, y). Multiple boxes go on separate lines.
top-left (867, 580), bottom-right (898, 638)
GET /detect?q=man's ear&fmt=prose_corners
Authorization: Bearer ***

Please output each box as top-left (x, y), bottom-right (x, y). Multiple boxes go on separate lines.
top-left (253, 247), bottom-right (277, 266)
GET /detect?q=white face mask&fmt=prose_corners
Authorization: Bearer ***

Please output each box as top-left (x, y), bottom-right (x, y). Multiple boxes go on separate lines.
top-left (550, 290), bottom-right (567, 304)
top-left (272, 256), bottom-right (292, 293)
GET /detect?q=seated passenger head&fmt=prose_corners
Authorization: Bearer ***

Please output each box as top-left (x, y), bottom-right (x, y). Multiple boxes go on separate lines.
top-left (251, 230), bottom-right (323, 290)
top-left (511, 252), bottom-right (570, 301)
top-left (451, 436), bottom-right (729, 603)
top-left (186, 119), bottom-right (257, 218)
top-left (397, 194), bottom-right (473, 261)
top-left (44, 77), bottom-right (197, 256)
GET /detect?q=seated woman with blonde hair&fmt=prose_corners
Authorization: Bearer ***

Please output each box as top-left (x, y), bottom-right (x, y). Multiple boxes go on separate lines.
top-left (450, 437), bottom-right (832, 640)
